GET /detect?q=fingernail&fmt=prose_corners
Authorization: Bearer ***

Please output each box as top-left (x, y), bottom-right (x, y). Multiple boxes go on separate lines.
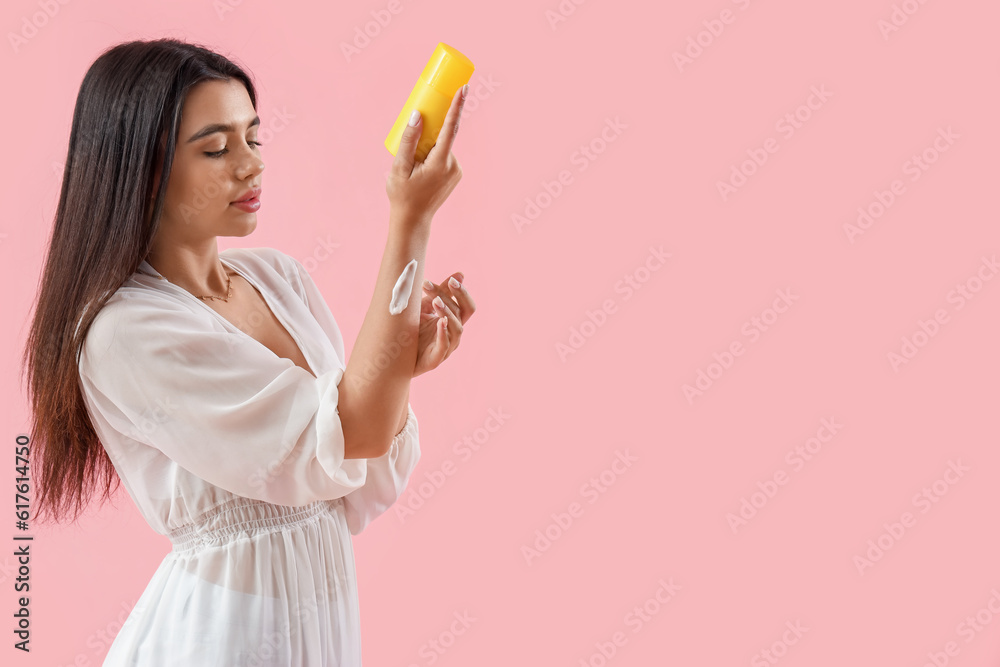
top-left (448, 276), bottom-right (461, 289)
top-left (461, 84), bottom-right (469, 99)
top-left (423, 279), bottom-right (434, 291)
top-left (408, 109), bottom-right (420, 126)
top-left (433, 295), bottom-right (445, 309)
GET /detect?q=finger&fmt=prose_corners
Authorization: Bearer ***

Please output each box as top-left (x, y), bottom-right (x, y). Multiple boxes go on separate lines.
top-left (424, 282), bottom-right (461, 318)
top-left (443, 275), bottom-right (476, 325)
top-left (422, 279), bottom-right (458, 311)
top-left (434, 315), bottom-right (451, 363)
top-left (419, 294), bottom-right (437, 318)
top-left (432, 295), bottom-right (463, 337)
top-left (425, 84), bottom-right (467, 165)
top-left (419, 290), bottom-right (442, 322)
top-left (431, 297), bottom-right (461, 340)
top-left (391, 108), bottom-right (423, 176)
top-left (423, 274), bottom-right (463, 300)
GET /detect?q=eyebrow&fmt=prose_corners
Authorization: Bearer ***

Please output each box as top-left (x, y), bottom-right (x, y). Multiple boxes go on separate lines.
top-left (186, 116), bottom-right (261, 143)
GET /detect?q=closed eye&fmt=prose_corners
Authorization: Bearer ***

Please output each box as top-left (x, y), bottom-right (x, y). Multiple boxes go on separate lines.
top-left (205, 140), bottom-right (264, 158)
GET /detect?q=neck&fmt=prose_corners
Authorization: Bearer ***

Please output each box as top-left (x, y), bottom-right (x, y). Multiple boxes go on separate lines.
top-left (145, 242), bottom-right (230, 297)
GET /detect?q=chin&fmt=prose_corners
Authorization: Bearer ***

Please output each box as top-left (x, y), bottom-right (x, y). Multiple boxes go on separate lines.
top-left (217, 218), bottom-right (257, 238)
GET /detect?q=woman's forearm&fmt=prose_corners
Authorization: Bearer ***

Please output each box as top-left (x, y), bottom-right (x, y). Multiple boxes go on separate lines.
top-left (339, 212), bottom-right (429, 459)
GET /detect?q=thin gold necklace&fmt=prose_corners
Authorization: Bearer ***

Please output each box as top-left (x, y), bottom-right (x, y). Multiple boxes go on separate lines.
top-left (195, 270), bottom-right (235, 302)
top-left (137, 263), bottom-right (237, 302)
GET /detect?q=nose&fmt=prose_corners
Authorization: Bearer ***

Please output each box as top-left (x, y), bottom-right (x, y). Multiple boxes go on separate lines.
top-left (234, 141), bottom-right (265, 181)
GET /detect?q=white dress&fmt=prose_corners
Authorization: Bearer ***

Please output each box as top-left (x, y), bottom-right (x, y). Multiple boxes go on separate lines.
top-left (77, 246), bottom-right (420, 666)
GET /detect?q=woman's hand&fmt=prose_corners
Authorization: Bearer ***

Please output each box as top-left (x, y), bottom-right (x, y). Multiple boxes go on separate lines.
top-left (385, 84), bottom-right (467, 226)
top-left (413, 272), bottom-right (476, 378)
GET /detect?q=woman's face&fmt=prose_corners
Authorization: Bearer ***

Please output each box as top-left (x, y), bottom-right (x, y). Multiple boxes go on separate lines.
top-left (151, 78), bottom-right (264, 243)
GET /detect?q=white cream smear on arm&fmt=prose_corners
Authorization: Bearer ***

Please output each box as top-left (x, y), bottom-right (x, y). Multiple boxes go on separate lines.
top-left (389, 258), bottom-right (419, 315)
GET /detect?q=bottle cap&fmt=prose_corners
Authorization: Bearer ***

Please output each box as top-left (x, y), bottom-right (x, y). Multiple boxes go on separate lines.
top-left (419, 43), bottom-right (475, 96)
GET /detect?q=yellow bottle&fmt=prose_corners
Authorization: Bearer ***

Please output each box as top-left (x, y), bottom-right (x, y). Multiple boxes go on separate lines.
top-left (385, 42), bottom-right (475, 162)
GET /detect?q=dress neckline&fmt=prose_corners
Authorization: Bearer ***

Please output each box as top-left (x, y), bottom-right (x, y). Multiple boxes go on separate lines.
top-left (135, 250), bottom-right (318, 377)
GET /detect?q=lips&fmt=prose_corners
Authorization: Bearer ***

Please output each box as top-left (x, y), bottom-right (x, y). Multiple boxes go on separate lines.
top-left (232, 187), bottom-right (261, 203)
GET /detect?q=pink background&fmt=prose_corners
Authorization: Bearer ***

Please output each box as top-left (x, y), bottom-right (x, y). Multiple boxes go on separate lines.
top-left (3, 0), bottom-right (999, 665)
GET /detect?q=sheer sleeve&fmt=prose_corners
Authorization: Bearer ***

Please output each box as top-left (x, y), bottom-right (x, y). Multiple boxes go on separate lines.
top-left (280, 251), bottom-right (422, 534)
top-left (342, 403), bottom-right (421, 534)
top-left (79, 293), bottom-right (367, 507)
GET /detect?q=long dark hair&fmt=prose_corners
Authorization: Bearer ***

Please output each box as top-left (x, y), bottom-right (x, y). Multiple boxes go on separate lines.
top-left (20, 38), bottom-right (258, 524)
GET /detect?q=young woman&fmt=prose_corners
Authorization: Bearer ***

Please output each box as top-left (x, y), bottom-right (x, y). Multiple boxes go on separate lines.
top-left (20, 38), bottom-right (475, 665)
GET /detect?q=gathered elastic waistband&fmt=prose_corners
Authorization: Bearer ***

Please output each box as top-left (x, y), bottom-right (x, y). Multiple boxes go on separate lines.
top-left (167, 497), bottom-right (341, 553)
